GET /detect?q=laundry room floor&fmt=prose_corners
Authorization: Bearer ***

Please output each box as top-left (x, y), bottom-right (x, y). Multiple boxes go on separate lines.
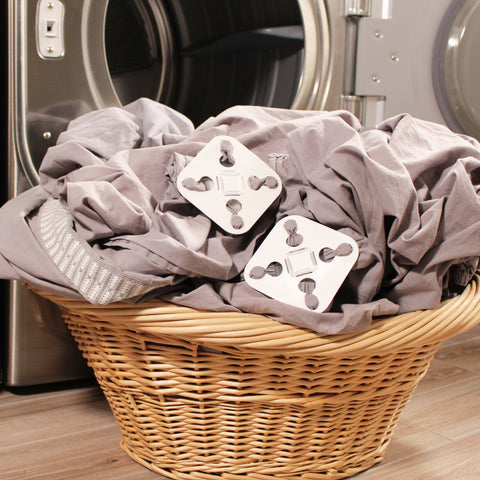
top-left (1, 323), bottom-right (480, 480)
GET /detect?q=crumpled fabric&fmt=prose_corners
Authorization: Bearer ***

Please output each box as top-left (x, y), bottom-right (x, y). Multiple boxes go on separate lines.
top-left (1, 98), bottom-right (480, 334)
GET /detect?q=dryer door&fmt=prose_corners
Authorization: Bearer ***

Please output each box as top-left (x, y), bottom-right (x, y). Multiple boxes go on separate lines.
top-left (12, 0), bottom-right (331, 189)
top-left (434, 0), bottom-right (480, 139)
top-left (12, 0), bottom-right (169, 188)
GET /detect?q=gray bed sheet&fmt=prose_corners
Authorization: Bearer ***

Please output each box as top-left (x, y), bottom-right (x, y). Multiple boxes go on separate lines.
top-left (1, 98), bottom-right (480, 334)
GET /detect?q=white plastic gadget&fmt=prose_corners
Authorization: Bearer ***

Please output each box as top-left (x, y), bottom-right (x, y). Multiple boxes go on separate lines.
top-left (245, 215), bottom-right (359, 312)
top-left (177, 136), bottom-right (282, 234)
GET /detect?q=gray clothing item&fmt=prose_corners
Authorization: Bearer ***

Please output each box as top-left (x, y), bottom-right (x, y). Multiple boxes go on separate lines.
top-left (1, 98), bottom-right (480, 335)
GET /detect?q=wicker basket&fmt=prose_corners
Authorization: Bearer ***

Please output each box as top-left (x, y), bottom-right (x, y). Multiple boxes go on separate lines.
top-left (38, 273), bottom-right (480, 480)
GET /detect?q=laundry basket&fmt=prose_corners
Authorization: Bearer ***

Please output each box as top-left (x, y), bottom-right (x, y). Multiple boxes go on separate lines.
top-left (37, 273), bottom-right (480, 480)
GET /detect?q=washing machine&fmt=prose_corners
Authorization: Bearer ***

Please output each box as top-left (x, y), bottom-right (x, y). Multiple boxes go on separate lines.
top-left (4, 0), bottom-right (480, 387)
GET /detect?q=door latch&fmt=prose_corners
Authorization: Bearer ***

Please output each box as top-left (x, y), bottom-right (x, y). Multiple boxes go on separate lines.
top-left (36, 0), bottom-right (65, 59)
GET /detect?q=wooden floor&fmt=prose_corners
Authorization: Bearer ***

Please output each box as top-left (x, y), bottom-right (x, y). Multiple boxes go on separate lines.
top-left (1, 324), bottom-right (480, 480)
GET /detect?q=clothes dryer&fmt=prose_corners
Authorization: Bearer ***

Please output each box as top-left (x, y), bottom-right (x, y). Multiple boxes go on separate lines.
top-left (4, 0), bottom-right (479, 386)
top-left (5, 0), bottom-right (321, 387)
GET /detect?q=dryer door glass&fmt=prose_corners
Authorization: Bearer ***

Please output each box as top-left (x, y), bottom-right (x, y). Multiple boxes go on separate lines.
top-left (105, 0), bottom-right (308, 125)
top-left (105, 0), bottom-right (174, 106)
top-left (435, 0), bottom-right (480, 139)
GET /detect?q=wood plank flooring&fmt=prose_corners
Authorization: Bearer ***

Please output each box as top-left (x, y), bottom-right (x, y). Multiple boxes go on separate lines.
top-left (1, 324), bottom-right (479, 480)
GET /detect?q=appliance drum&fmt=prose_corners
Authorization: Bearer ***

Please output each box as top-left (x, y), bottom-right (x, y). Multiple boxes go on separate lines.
top-left (105, 0), bottom-right (328, 125)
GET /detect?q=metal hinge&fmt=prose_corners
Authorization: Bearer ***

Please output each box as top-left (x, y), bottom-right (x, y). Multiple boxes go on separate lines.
top-left (345, 0), bottom-right (369, 17)
top-left (343, 0), bottom-right (391, 128)
top-left (345, 0), bottom-right (392, 19)
top-left (341, 95), bottom-right (386, 129)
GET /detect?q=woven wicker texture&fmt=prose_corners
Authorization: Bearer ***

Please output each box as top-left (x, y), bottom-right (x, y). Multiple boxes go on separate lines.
top-left (39, 273), bottom-right (480, 479)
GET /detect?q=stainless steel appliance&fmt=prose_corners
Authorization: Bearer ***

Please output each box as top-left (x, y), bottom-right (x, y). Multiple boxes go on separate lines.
top-left (1, 0), bottom-right (7, 386)
top-left (4, 0), bottom-right (321, 387)
top-left (4, 0), bottom-right (480, 387)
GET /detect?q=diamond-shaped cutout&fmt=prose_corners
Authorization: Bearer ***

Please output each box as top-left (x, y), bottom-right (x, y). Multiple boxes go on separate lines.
top-left (217, 171), bottom-right (244, 196)
top-left (285, 248), bottom-right (317, 277)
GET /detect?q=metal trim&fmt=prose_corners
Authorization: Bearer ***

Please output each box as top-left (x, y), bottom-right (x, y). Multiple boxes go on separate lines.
top-left (292, 0), bottom-right (331, 110)
top-left (11, 0), bottom-right (41, 189)
top-left (440, 0), bottom-right (480, 138)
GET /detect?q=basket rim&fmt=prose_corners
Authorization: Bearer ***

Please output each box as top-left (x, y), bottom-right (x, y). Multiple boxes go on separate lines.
top-left (34, 273), bottom-right (480, 355)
